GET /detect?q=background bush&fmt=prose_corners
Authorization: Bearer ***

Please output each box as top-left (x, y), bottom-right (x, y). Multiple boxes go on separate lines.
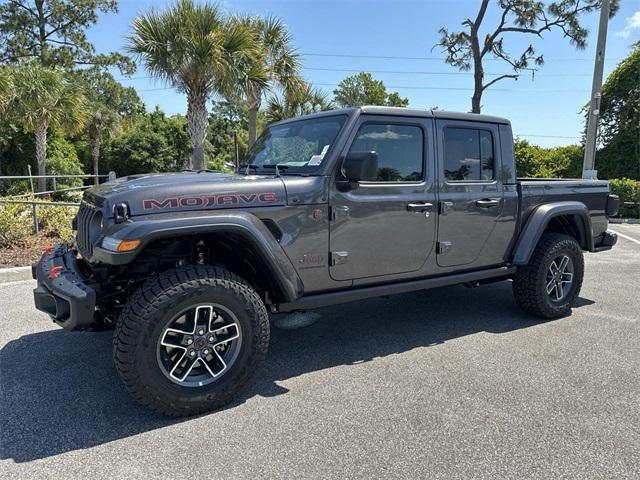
top-left (609, 178), bottom-right (640, 218)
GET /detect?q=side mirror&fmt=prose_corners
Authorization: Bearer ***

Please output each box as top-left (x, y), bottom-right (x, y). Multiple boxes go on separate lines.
top-left (341, 151), bottom-right (378, 188)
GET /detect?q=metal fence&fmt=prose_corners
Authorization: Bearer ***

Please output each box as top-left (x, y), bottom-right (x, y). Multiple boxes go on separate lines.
top-left (0, 166), bottom-right (115, 233)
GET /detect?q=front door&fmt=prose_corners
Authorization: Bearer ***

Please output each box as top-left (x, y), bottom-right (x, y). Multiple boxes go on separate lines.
top-left (329, 116), bottom-right (436, 281)
top-left (435, 119), bottom-right (504, 267)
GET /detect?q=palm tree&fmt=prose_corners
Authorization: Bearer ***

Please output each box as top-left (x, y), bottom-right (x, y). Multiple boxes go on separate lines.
top-left (7, 65), bottom-right (87, 191)
top-left (88, 107), bottom-right (121, 183)
top-left (128, 0), bottom-right (260, 170)
top-left (265, 82), bottom-right (333, 123)
top-left (237, 15), bottom-right (303, 146)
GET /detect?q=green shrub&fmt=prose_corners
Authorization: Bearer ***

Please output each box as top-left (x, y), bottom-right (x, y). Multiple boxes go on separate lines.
top-left (0, 201), bottom-right (32, 247)
top-left (609, 178), bottom-right (640, 218)
top-left (38, 204), bottom-right (76, 241)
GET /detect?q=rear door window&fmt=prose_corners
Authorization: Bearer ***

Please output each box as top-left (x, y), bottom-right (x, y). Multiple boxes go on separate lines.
top-left (443, 127), bottom-right (494, 181)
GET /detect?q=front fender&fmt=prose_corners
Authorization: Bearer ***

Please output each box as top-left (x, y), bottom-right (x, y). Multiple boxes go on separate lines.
top-left (92, 210), bottom-right (302, 302)
top-left (511, 201), bottom-right (593, 265)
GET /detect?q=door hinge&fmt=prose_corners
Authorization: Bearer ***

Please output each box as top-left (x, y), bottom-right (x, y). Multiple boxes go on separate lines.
top-left (330, 205), bottom-right (349, 221)
top-left (437, 241), bottom-right (452, 255)
top-left (330, 251), bottom-right (349, 266)
top-left (439, 201), bottom-right (454, 215)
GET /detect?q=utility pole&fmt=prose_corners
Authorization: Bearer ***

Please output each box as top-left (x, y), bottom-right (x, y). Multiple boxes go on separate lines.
top-left (582, 0), bottom-right (610, 180)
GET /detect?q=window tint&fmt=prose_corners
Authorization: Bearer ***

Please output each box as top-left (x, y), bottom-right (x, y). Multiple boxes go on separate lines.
top-left (349, 124), bottom-right (423, 182)
top-left (443, 128), bottom-right (495, 181)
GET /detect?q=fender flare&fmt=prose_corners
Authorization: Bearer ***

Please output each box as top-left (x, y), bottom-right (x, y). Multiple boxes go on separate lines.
top-left (511, 201), bottom-right (593, 266)
top-left (92, 211), bottom-right (303, 302)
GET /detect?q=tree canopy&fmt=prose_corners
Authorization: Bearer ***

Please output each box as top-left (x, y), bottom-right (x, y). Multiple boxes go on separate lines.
top-left (333, 72), bottom-right (409, 108)
top-left (593, 41), bottom-right (639, 180)
top-left (0, 0), bottom-right (134, 73)
top-left (436, 0), bottom-right (619, 113)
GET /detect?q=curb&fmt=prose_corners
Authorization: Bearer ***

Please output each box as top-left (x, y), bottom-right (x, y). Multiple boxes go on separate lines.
top-left (610, 218), bottom-right (640, 224)
top-left (0, 266), bottom-right (33, 284)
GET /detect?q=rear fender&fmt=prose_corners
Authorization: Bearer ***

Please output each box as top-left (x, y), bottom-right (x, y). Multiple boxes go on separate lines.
top-left (512, 201), bottom-right (593, 265)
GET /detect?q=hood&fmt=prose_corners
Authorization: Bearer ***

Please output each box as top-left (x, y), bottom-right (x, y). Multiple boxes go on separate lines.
top-left (85, 172), bottom-right (286, 217)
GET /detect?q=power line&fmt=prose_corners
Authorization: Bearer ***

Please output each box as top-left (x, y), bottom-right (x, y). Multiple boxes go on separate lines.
top-left (515, 134), bottom-right (581, 139)
top-left (300, 52), bottom-right (622, 62)
top-left (304, 66), bottom-right (592, 77)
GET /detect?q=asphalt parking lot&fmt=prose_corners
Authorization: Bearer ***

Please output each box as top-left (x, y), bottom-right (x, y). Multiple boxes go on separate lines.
top-left (1, 224), bottom-right (639, 479)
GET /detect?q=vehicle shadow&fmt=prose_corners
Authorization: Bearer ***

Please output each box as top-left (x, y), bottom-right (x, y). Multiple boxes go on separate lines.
top-left (0, 282), bottom-right (592, 463)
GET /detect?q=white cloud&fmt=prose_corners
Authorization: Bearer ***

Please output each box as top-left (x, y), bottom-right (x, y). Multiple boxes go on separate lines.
top-left (616, 11), bottom-right (640, 39)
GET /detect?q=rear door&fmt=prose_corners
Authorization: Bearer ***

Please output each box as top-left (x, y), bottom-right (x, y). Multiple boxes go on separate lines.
top-left (329, 115), bottom-right (436, 281)
top-left (435, 120), bottom-right (504, 267)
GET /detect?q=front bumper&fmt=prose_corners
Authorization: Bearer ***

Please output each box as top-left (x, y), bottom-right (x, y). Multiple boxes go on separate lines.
top-left (32, 244), bottom-right (97, 331)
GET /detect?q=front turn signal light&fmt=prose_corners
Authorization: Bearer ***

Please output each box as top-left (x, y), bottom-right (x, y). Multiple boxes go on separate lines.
top-left (117, 239), bottom-right (141, 252)
top-left (102, 236), bottom-right (141, 253)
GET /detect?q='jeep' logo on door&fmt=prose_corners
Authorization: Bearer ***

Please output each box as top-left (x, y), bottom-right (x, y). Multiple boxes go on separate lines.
top-left (143, 192), bottom-right (278, 210)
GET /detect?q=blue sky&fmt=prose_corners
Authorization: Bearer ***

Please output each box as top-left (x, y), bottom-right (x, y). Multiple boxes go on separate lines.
top-left (90, 0), bottom-right (640, 147)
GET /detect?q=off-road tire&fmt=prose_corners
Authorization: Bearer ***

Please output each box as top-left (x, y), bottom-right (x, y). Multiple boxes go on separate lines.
top-left (113, 264), bottom-right (269, 416)
top-left (513, 233), bottom-right (584, 319)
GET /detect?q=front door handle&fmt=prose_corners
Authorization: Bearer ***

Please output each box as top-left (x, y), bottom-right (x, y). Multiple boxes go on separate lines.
top-left (407, 202), bottom-right (434, 212)
top-left (475, 198), bottom-right (500, 208)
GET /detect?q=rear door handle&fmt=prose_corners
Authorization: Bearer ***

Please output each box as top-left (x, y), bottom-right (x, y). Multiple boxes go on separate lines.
top-left (475, 198), bottom-right (500, 208)
top-left (407, 202), bottom-right (434, 212)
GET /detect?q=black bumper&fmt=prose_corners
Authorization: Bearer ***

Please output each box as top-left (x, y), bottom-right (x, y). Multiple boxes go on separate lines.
top-left (32, 244), bottom-right (97, 331)
top-left (594, 230), bottom-right (618, 252)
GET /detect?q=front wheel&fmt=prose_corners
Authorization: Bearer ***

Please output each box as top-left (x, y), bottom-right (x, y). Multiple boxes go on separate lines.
top-left (513, 233), bottom-right (584, 319)
top-left (113, 265), bottom-right (269, 416)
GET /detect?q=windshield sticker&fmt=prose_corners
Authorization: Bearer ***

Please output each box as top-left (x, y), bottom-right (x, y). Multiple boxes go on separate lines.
top-left (308, 144), bottom-right (331, 166)
top-left (308, 155), bottom-right (323, 166)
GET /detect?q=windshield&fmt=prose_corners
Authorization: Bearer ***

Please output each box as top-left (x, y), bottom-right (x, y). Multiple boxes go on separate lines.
top-left (241, 115), bottom-right (348, 174)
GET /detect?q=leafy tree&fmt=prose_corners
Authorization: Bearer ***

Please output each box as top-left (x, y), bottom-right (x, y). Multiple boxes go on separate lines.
top-left (127, 0), bottom-right (261, 170)
top-left (0, 67), bottom-right (13, 112)
top-left (436, 0), bottom-right (619, 113)
top-left (266, 82), bottom-right (333, 123)
top-left (514, 138), bottom-right (582, 178)
top-left (0, 0), bottom-right (134, 73)
top-left (75, 69), bottom-right (145, 181)
top-left (5, 64), bottom-right (87, 191)
top-left (102, 108), bottom-right (191, 176)
top-left (236, 15), bottom-right (302, 146)
top-left (593, 42), bottom-right (639, 180)
top-left (333, 72), bottom-right (408, 108)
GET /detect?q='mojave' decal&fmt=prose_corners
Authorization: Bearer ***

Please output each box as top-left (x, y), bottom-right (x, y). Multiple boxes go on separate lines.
top-left (143, 192), bottom-right (278, 210)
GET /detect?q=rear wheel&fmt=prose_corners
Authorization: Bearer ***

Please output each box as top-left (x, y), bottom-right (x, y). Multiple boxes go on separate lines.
top-left (513, 233), bottom-right (584, 319)
top-left (113, 264), bottom-right (269, 416)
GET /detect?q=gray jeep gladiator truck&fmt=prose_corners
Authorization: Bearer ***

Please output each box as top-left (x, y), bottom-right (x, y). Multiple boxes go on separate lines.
top-left (33, 106), bottom-right (619, 416)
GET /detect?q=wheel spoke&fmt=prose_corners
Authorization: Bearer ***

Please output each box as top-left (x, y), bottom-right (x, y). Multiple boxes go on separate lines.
top-left (558, 256), bottom-right (570, 274)
top-left (555, 282), bottom-right (564, 300)
top-left (194, 306), bottom-right (212, 335)
top-left (174, 355), bottom-right (200, 382)
top-left (546, 278), bottom-right (557, 294)
top-left (549, 260), bottom-right (560, 274)
top-left (211, 323), bottom-right (240, 346)
top-left (561, 272), bottom-right (573, 283)
top-left (160, 328), bottom-right (190, 349)
top-left (201, 350), bottom-right (227, 377)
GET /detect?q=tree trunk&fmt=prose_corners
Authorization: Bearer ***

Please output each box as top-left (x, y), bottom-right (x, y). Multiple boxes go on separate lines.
top-left (470, 33), bottom-right (484, 114)
top-left (470, 0), bottom-right (489, 114)
top-left (34, 120), bottom-right (48, 192)
top-left (187, 93), bottom-right (209, 170)
top-left (91, 132), bottom-right (101, 185)
top-left (247, 92), bottom-right (261, 147)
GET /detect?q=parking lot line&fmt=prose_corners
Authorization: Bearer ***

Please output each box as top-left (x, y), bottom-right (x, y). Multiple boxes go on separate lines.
top-left (610, 230), bottom-right (640, 245)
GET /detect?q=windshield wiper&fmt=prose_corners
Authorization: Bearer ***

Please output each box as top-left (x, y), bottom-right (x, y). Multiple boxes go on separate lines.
top-left (262, 164), bottom-right (291, 178)
top-left (238, 164), bottom-right (259, 175)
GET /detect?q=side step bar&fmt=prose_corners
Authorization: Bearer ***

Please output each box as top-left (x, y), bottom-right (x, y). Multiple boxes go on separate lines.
top-left (276, 266), bottom-right (516, 313)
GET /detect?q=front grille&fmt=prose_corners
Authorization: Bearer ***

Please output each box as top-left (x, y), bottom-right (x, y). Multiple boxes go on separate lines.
top-left (76, 201), bottom-right (98, 257)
